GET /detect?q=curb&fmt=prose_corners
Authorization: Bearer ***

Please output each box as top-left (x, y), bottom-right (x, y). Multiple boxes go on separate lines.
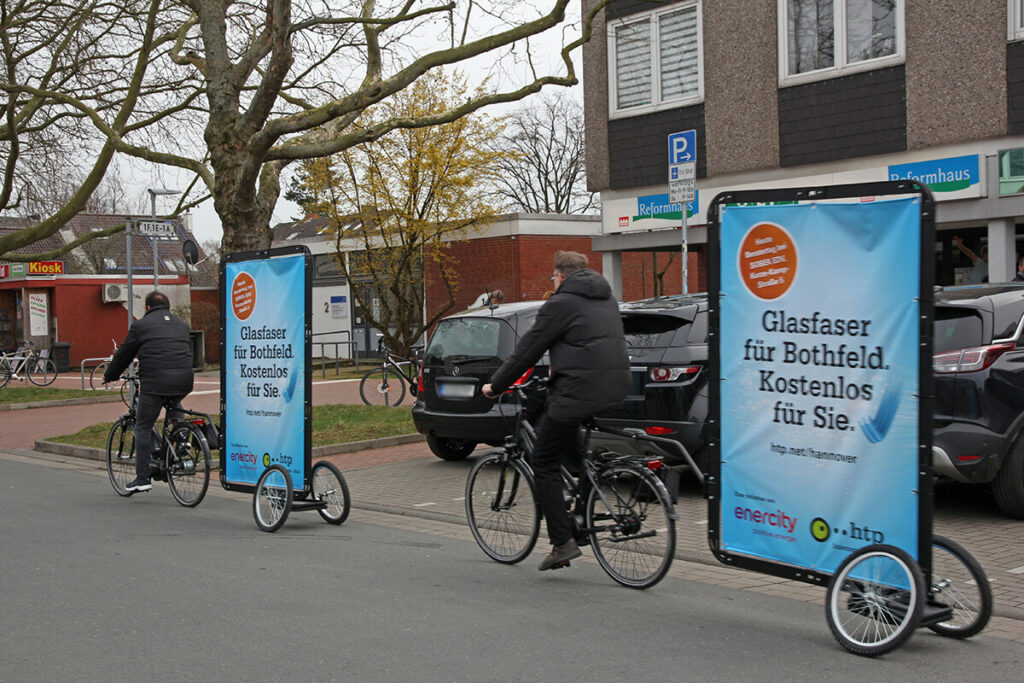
top-left (33, 432), bottom-right (426, 463)
top-left (1, 395), bottom-right (124, 411)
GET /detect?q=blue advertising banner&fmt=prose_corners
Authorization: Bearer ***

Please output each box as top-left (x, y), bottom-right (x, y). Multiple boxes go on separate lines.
top-left (223, 253), bottom-right (308, 488)
top-left (718, 197), bottom-right (922, 573)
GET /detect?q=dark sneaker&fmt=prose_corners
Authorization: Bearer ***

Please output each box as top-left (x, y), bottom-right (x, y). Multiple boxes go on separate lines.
top-left (125, 477), bottom-right (152, 492)
top-left (538, 540), bottom-right (582, 571)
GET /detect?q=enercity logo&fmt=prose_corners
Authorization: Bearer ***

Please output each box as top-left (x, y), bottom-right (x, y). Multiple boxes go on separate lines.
top-left (733, 506), bottom-right (797, 534)
top-left (229, 450), bottom-right (257, 465)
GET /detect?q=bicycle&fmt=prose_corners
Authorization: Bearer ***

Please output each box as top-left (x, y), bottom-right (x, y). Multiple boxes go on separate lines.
top-left (106, 365), bottom-right (214, 507)
top-left (358, 335), bottom-right (419, 407)
top-left (823, 533), bottom-right (993, 656)
top-left (465, 376), bottom-right (679, 589)
top-left (0, 340), bottom-right (57, 388)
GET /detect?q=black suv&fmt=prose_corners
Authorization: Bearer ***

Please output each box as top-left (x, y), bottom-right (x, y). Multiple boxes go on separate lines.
top-left (933, 284), bottom-right (1024, 518)
top-left (588, 294), bottom-right (709, 473)
top-left (413, 295), bottom-right (709, 474)
top-left (412, 302), bottom-right (548, 460)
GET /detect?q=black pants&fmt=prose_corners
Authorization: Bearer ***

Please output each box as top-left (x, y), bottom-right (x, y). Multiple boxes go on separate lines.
top-left (135, 393), bottom-right (185, 479)
top-left (531, 414), bottom-right (582, 547)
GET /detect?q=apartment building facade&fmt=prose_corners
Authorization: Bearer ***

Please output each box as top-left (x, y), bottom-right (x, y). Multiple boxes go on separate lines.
top-left (583, 0), bottom-right (1024, 293)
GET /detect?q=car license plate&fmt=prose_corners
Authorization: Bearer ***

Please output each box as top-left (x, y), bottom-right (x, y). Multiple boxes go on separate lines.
top-left (438, 382), bottom-right (475, 398)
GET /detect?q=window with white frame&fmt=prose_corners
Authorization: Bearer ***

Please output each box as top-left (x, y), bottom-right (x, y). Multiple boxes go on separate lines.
top-left (608, 2), bottom-right (702, 118)
top-left (1010, 0), bottom-right (1024, 41)
top-left (779, 0), bottom-right (903, 85)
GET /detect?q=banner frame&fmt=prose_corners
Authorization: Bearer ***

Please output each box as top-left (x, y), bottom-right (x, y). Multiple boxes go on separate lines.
top-left (705, 180), bottom-right (936, 586)
top-left (218, 245), bottom-right (313, 494)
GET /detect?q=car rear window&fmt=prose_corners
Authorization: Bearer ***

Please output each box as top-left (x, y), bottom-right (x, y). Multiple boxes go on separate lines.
top-left (934, 308), bottom-right (984, 353)
top-left (622, 314), bottom-right (690, 348)
top-left (424, 318), bottom-right (515, 361)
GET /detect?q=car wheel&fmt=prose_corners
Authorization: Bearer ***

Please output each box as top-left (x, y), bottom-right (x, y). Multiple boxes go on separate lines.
top-left (993, 432), bottom-right (1024, 519)
top-left (426, 434), bottom-right (477, 461)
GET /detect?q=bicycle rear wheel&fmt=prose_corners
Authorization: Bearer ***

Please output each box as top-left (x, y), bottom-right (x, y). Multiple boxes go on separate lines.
top-left (312, 461), bottom-right (351, 524)
top-left (0, 359), bottom-right (11, 388)
top-left (586, 464), bottom-right (676, 589)
top-left (254, 465), bottom-right (292, 532)
top-left (106, 417), bottom-right (136, 497)
top-left (927, 535), bottom-right (993, 639)
top-left (825, 544), bottom-right (924, 657)
top-left (90, 362), bottom-right (113, 390)
top-left (27, 356), bottom-right (57, 385)
top-left (359, 367), bottom-right (406, 407)
top-left (466, 450), bottom-right (541, 564)
top-left (166, 424), bottom-right (211, 507)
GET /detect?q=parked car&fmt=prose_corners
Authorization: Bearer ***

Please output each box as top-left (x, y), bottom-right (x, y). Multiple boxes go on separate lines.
top-left (412, 301), bottom-right (548, 460)
top-left (933, 284), bottom-right (1024, 518)
top-left (413, 294), bottom-right (710, 475)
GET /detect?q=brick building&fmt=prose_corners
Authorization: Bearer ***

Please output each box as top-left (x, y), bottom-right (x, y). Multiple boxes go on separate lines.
top-left (583, 0), bottom-right (1024, 292)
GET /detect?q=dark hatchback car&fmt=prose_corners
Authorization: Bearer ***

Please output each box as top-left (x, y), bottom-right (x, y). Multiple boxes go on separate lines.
top-left (933, 284), bottom-right (1024, 518)
top-left (412, 302), bottom-right (548, 460)
top-left (413, 295), bottom-right (710, 475)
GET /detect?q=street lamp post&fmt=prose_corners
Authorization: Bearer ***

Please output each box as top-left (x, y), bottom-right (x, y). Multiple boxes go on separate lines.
top-left (147, 188), bottom-right (181, 291)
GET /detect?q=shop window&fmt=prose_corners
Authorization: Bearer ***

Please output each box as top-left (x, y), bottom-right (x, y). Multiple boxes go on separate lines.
top-left (608, 2), bottom-right (703, 118)
top-left (999, 147), bottom-right (1024, 195)
top-left (779, 0), bottom-right (903, 86)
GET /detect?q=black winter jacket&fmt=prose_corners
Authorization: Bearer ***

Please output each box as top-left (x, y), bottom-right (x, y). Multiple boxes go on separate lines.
top-left (489, 268), bottom-right (630, 423)
top-left (104, 304), bottom-right (194, 396)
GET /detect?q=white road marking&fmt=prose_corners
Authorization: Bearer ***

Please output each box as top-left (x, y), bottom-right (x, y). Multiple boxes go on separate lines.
top-left (453, 496), bottom-right (465, 501)
top-left (413, 502), bottom-right (436, 508)
top-left (695, 519), bottom-right (708, 525)
top-left (1008, 565), bottom-right (1024, 575)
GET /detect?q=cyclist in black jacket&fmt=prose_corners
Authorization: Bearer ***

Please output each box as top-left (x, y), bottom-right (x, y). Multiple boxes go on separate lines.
top-left (104, 291), bottom-right (194, 492)
top-left (483, 251), bottom-right (630, 570)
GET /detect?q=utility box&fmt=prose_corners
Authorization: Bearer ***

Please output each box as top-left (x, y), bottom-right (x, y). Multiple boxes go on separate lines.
top-left (51, 342), bottom-right (71, 373)
top-left (189, 330), bottom-right (206, 372)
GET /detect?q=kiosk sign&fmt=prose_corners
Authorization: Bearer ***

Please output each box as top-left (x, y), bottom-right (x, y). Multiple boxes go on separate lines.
top-left (222, 251), bottom-right (309, 489)
top-left (716, 196), bottom-right (925, 573)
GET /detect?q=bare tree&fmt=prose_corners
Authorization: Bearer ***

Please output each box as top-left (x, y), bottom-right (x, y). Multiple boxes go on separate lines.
top-left (490, 91), bottom-right (596, 214)
top-left (2, 1), bottom-right (616, 260)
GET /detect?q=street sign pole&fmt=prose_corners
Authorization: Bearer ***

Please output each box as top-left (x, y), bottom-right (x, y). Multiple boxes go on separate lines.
top-left (126, 220), bottom-right (134, 330)
top-left (668, 130), bottom-right (697, 296)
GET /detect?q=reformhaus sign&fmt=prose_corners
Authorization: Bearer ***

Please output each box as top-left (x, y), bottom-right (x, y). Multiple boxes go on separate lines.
top-left (888, 154), bottom-right (980, 199)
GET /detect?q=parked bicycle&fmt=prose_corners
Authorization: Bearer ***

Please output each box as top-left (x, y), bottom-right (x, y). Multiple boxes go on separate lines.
top-left (106, 364), bottom-right (215, 507)
top-left (90, 340), bottom-right (139, 394)
top-left (358, 335), bottom-right (420, 407)
top-left (0, 340), bottom-right (57, 388)
top-left (465, 376), bottom-right (679, 589)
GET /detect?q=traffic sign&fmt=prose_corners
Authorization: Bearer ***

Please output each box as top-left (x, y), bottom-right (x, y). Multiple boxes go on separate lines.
top-left (669, 162), bottom-right (696, 203)
top-left (668, 129), bottom-right (697, 164)
top-left (135, 220), bottom-right (179, 238)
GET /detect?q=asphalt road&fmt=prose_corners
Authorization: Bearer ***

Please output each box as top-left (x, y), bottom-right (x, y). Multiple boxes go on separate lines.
top-left (2, 453), bottom-right (1021, 682)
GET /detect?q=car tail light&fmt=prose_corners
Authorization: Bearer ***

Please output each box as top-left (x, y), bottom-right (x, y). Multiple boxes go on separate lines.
top-left (649, 366), bottom-right (700, 382)
top-left (644, 425), bottom-right (676, 436)
top-left (933, 343), bottom-right (1014, 373)
top-left (956, 454), bottom-right (981, 462)
top-left (417, 366), bottom-right (425, 394)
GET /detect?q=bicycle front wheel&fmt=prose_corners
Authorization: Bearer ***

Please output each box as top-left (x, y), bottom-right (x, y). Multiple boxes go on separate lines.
top-left (254, 465), bottom-right (292, 532)
top-left (166, 425), bottom-right (211, 507)
top-left (586, 464), bottom-right (676, 589)
top-left (90, 362), bottom-right (113, 390)
top-left (27, 356), bottom-right (57, 385)
top-left (312, 461), bottom-right (351, 524)
top-left (825, 544), bottom-right (924, 657)
top-left (465, 450), bottom-right (541, 564)
top-left (927, 535), bottom-right (993, 639)
top-left (359, 367), bottom-right (406, 407)
top-left (0, 360), bottom-right (11, 388)
top-left (106, 417), bottom-right (136, 497)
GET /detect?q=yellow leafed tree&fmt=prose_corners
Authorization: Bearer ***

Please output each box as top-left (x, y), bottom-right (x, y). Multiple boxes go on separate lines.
top-left (290, 71), bottom-right (512, 357)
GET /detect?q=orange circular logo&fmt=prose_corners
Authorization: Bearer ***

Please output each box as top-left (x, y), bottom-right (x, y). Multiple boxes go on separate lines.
top-left (231, 272), bottom-right (256, 320)
top-left (738, 223), bottom-right (797, 300)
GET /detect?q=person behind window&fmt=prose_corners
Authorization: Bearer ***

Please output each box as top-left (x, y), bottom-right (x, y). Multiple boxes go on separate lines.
top-left (953, 236), bottom-right (988, 284)
top-left (482, 251), bottom-right (630, 571)
top-left (1014, 255), bottom-right (1024, 282)
top-left (104, 290), bottom-right (194, 492)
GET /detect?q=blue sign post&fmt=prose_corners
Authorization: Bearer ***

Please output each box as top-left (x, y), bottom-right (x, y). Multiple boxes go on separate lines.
top-left (668, 129), bottom-right (698, 293)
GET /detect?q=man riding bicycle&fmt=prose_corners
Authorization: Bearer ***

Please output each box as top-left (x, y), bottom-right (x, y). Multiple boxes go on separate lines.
top-left (104, 291), bottom-right (193, 492)
top-left (483, 251), bottom-right (630, 570)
